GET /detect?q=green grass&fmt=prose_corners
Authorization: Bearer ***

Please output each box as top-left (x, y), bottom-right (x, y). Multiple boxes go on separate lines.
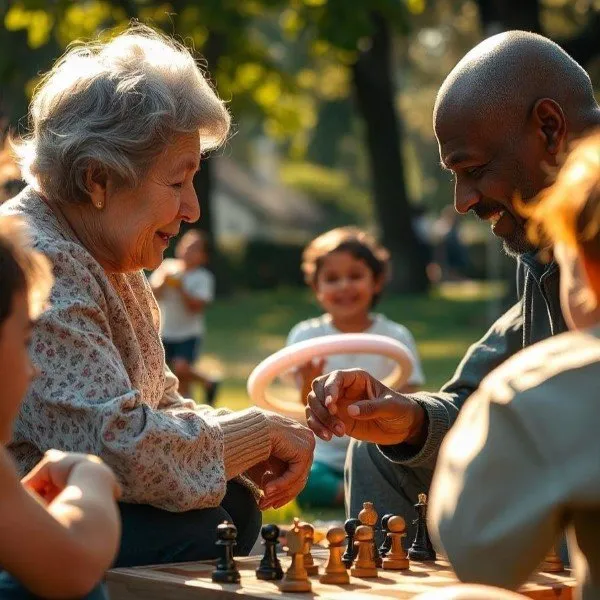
top-left (194, 281), bottom-right (505, 524)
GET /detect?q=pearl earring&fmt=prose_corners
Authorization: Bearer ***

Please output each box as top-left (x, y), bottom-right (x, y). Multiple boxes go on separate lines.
top-left (95, 201), bottom-right (104, 210)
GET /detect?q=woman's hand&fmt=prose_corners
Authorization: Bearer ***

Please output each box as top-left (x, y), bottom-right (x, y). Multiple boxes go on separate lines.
top-left (258, 414), bottom-right (315, 509)
top-left (306, 368), bottom-right (427, 446)
top-left (22, 449), bottom-right (121, 504)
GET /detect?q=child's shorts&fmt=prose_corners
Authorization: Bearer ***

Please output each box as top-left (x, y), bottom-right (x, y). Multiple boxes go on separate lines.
top-left (296, 461), bottom-right (343, 508)
top-left (163, 336), bottom-right (203, 364)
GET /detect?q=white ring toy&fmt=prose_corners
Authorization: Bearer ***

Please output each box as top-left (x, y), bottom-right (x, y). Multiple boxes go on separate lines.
top-left (247, 333), bottom-right (414, 420)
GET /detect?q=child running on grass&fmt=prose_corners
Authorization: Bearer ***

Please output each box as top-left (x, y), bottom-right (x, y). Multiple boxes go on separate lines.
top-left (0, 216), bottom-right (121, 599)
top-left (150, 229), bottom-right (219, 405)
top-left (287, 227), bottom-right (425, 508)
top-left (429, 132), bottom-right (600, 599)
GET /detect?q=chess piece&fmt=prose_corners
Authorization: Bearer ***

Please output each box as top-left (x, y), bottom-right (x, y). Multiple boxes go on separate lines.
top-left (212, 521), bottom-right (241, 583)
top-left (359, 501), bottom-right (382, 568)
top-left (256, 524), bottom-right (283, 581)
top-left (319, 527), bottom-right (350, 585)
top-left (350, 525), bottom-right (378, 578)
top-left (342, 518), bottom-right (361, 568)
top-left (540, 542), bottom-right (564, 573)
top-left (379, 514), bottom-right (394, 557)
top-left (408, 493), bottom-right (437, 562)
top-left (281, 518), bottom-right (312, 592)
top-left (382, 516), bottom-right (410, 570)
top-left (299, 521), bottom-right (319, 576)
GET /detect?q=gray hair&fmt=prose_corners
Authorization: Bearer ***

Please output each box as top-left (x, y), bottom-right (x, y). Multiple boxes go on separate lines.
top-left (15, 24), bottom-right (231, 203)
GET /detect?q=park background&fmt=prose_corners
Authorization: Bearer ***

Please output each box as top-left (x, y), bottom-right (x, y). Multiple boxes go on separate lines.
top-left (0, 0), bottom-right (599, 522)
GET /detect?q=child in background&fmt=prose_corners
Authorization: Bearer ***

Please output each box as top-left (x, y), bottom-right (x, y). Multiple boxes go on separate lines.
top-left (428, 132), bottom-right (600, 599)
top-left (151, 229), bottom-right (219, 405)
top-left (287, 227), bottom-right (425, 508)
top-left (0, 216), bottom-right (121, 600)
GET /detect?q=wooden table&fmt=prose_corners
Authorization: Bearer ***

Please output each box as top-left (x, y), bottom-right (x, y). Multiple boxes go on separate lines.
top-left (107, 549), bottom-right (576, 599)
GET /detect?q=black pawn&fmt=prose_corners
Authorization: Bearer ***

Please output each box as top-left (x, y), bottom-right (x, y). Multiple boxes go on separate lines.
top-left (256, 524), bottom-right (283, 581)
top-left (341, 518), bottom-right (361, 568)
top-left (408, 495), bottom-right (436, 561)
top-left (378, 514), bottom-right (394, 557)
top-left (212, 521), bottom-right (241, 583)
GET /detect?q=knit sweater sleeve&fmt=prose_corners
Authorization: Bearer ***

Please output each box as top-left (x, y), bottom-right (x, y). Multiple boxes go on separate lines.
top-left (16, 242), bottom-right (270, 511)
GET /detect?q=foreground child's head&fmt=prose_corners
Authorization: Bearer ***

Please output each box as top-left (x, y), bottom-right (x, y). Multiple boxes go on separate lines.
top-left (526, 131), bottom-right (600, 331)
top-left (175, 229), bottom-right (208, 268)
top-left (0, 216), bottom-right (52, 443)
top-left (301, 227), bottom-right (390, 323)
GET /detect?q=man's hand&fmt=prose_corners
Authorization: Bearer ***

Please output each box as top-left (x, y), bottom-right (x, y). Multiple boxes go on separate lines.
top-left (258, 414), bottom-right (315, 510)
top-left (22, 449), bottom-right (121, 504)
top-left (306, 369), bottom-right (427, 446)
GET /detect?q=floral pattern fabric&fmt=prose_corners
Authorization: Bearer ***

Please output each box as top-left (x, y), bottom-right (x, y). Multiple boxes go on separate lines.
top-left (0, 189), bottom-right (229, 511)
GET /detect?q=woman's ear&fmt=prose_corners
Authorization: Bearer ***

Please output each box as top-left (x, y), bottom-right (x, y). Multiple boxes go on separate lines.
top-left (532, 98), bottom-right (567, 156)
top-left (84, 165), bottom-right (108, 210)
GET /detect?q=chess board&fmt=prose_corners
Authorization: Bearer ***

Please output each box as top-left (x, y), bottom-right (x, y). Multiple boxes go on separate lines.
top-left (106, 549), bottom-right (576, 600)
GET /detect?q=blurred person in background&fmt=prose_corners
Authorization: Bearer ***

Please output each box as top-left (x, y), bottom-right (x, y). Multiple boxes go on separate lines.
top-left (151, 229), bottom-right (220, 405)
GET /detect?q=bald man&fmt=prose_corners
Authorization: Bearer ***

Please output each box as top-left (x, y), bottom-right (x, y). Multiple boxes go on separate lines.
top-left (305, 31), bottom-right (600, 536)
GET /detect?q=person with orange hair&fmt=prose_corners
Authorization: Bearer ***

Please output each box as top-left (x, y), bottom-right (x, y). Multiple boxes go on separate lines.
top-left (428, 131), bottom-right (600, 600)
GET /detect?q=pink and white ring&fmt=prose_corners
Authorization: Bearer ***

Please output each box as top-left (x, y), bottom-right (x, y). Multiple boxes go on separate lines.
top-left (247, 333), bottom-right (414, 420)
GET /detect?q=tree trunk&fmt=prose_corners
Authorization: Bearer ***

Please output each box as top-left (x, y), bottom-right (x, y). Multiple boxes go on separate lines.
top-left (476, 0), bottom-right (600, 66)
top-left (352, 12), bottom-right (429, 292)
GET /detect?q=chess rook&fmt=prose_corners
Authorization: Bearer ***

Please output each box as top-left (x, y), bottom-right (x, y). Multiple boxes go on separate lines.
top-left (350, 525), bottom-right (378, 578)
top-left (319, 527), bottom-right (350, 585)
top-left (342, 518), bottom-right (360, 568)
top-left (212, 521), bottom-right (241, 584)
top-left (382, 516), bottom-right (410, 570)
top-left (408, 493), bottom-right (437, 562)
top-left (255, 524), bottom-right (283, 581)
top-left (358, 501), bottom-right (382, 568)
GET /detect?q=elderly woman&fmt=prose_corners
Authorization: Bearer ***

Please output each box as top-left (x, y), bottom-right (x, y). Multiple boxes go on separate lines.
top-left (1, 25), bottom-right (314, 567)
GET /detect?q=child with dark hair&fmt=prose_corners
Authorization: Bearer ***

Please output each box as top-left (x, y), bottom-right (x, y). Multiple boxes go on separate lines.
top-left (287, 227), bottom-right (425, 508)
top-left (151, 229), bottom-right (219, 405)
top-left (0, 216), bottom-right (121, 599)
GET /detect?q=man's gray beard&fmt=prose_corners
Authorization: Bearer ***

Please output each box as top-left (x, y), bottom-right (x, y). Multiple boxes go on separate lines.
top-left (502, 233), bottom-right (537, 258)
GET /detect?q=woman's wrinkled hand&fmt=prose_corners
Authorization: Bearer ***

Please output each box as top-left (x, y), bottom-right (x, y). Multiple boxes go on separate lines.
top-left (256, 413), bottom-right (315, 510)
top-left (305, 368), bottom-right (427, 446)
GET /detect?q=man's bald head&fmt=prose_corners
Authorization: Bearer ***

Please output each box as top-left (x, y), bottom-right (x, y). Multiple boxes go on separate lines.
top-left (434, 31), bottom-right (597, 132)
top-left (434, 31), bottom-right (600, 258)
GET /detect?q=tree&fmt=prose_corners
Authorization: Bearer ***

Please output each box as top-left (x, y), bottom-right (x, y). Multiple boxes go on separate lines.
top-left (284, 0), bottom-right (431, 292)
top-left (476, 0), bottom-right (600, 66)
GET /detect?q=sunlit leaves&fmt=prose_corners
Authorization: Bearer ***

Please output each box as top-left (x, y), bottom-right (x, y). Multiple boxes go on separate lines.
top-left (5, 4), bottom-right (54, 48)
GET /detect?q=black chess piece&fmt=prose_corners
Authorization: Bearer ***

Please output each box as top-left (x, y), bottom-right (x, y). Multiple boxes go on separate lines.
top-left (378, 514), bottom-right (394, 557)
top-left (408, 494), bottom-right (437, 561)
top-left (256, 524), bottom-right (284, 581)
top-left (341, 518), bottom-right (361, 568)
top-left (212, 521), bottom-right (241, 583)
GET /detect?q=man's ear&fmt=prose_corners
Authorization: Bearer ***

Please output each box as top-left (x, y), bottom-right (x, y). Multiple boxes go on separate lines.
top-left (532, 98), bottom-right (566, 156)
top-left (84, 164), bottom-right (108, 209)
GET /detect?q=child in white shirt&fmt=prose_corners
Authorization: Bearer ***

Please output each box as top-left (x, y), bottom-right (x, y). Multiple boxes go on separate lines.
top-left (150, 230), bottom-right (219, 404)
top-left (287, 227), bottom-right (425, 508)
